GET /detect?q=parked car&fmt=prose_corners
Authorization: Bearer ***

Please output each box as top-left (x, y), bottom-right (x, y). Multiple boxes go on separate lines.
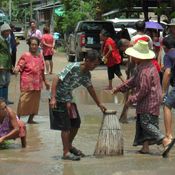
top-left (13, 25), bottom-right (25, 40)
top-left (107, 18), bottom-right (140, 38)
top-left (107, 18), bottom-right (167, 38)
top-left (66, 20), bottom-right (117, 62)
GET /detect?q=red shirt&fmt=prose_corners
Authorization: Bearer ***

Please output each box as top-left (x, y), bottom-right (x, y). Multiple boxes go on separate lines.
top-left (41, 34), bottom-right (54, 56)
top-left (115, 61), bottom-right (162, 116)
top-left (103, 37), bottom-right (121, 67)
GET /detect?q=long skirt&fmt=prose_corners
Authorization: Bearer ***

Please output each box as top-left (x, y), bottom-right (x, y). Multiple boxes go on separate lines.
top-left (133, 114), bottom-right (164, 146)
top-left (17, 90), bottom-right (41, 116)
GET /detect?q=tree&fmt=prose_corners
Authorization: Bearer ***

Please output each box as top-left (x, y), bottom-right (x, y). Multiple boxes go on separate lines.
top-left (61, 0), bottom-right (96, 33)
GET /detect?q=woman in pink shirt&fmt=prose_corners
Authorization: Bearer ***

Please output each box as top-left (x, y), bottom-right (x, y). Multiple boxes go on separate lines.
top-left (14, 37), bottom-right (50, 124)
top-left (41, 26), bottom-right (55, 74)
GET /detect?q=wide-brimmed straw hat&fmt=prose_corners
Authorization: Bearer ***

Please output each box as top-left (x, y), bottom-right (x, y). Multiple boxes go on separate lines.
top-left (168, 18), bottom-right (175, 26)
top-left (125, 40), bottom-right (155, 59)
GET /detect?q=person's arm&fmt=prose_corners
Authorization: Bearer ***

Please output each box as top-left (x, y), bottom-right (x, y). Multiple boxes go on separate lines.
top-left (162, 54), bottom-right (172, 96)
top-left (87, 85), bottom-right (106, 112)
top-left (13, 54), bottom-right (26, 74)
top-left (162, 68), bottom-right (171, 96)
top-left (0, 108), bottom-right (19, 143)
top-left (42, 71), bottom-right (50, 90)
top-left (42, 40), bottom-right (54, 48)
top-left (104, 45), bottom-right (112, 58)
top-left (112, 76), bottom-right (136, 94)
top-left (50, 76), bottom-right (61, 108)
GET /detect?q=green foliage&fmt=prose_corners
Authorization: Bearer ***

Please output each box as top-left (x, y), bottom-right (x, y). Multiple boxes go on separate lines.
top-left (61, 0), bottom-right (96, 33)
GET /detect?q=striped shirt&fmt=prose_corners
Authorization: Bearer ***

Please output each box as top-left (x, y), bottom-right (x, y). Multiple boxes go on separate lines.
top-left (116, 61), bottom-right (162, 116)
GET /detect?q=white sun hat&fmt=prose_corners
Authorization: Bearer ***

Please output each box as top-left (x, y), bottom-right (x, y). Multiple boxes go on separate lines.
top-left (125, 40), bottom-right (155, 59)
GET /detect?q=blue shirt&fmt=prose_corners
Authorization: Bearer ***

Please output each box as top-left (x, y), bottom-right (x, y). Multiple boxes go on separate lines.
top-left (164, 49), bottom-right (175, 86)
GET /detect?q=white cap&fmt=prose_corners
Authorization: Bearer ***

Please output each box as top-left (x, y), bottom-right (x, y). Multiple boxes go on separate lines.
top-left (0, 23), bottom-right (11, 32)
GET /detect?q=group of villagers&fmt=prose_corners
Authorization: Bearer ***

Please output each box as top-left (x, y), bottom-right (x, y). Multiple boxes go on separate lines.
top-left (100, 19), bottom-right (175, 159)
top-left (1, 19), bottom-right (175, 161)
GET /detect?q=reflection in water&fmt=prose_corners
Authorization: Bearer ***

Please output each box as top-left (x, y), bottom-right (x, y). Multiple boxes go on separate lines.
top-left (63, 163), bottom-right (75, 175)
top-left (73, 88), bottom-right (124, 105)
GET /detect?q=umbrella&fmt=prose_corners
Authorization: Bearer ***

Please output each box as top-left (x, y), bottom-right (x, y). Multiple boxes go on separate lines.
top-left (145, 21), bottom-right (164, 30)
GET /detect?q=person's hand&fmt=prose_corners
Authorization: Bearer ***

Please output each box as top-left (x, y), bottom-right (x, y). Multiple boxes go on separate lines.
top-left (102, 56), bottom-right (107, 64)
top-left (13, 67), bottom-right (18, 74)
top-left (162, 93), bottom-right (167, 104)
top-left (111, 87), bottom-right (118, 94)
top-left (98, 104), bottom-right (107, 113)
top-left (45, 81), bottom-right (50, 90)
top-left (50, 97), bottom-right (57, 109)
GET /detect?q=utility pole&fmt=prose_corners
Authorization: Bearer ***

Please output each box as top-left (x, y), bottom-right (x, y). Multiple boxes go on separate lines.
top-left (9, 0), bottom-right (12, 22)
top-left (30, 0), bottom-right (33, 20)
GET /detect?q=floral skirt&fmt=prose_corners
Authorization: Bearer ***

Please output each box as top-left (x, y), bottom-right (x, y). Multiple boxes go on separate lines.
top-left (133, 114), bottom-right (164, 146)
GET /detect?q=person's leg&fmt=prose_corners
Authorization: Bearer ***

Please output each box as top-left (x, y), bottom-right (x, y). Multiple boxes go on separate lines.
top-left (115, 64), bottom-right (125, 83)
top-left (69, 128), bottom-right (79, 148)
top-left (27, 114), bottom-right (37, 124)
top-left (106, 66), bottom-right (114, 90)
top-left (108, 80), bottom-right (113, 89)
top-left (140, 114), bottom-right (165, 152)
top-left (163, 88), bottom-right (175, 140)
top-left (21, 136), bottom-right (26, 148)
top-left (163, 105), bottom-right (173, 140)
top-left (61, 130), bottom-right (70, 156)
top-left (119, 75), bottom-right (125, 82)
top-left (45, 60), bottom-right (50, 74)
top-left (5, 86), bottom-right (14, 104)
top-left (140, 141), bottom-right (149, 153)
top-left (49, 60), bottom-right (53, 74)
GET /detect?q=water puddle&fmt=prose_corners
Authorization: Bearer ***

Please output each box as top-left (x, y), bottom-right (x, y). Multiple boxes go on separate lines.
top-left (73, 88), bottom-right (124, 105)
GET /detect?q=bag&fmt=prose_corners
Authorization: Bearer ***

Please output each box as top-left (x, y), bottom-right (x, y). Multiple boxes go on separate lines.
top-left (49, 101), bottom-right (79, 130)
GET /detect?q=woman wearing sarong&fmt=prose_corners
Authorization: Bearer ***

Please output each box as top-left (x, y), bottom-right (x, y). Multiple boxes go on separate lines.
top-left (14, 37), bottom-right (50, 124)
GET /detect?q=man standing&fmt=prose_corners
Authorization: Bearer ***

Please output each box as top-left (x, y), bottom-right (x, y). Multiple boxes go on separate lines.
top-left (50, 50), bottom-right (106, 161)
top-left (27, 20), bottom-right (42, 41)
top-left (162, 36), bottom-right (175, 141)
top-left (0, 23), bottom-right (12, 102)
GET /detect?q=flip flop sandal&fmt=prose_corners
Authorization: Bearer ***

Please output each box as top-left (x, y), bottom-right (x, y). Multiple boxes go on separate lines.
top-left (62, 152), bottom-right (80, 161)
top-left (162, 138), bottom-right (175, 158)
top-left (70, 147), bottom-right (85, 157)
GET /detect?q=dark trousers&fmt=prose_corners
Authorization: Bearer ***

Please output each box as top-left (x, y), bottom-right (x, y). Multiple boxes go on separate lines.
top-left (0, 86), bottom-right (8, 102)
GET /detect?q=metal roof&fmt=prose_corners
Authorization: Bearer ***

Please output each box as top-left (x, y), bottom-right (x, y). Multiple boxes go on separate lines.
top-left (34, 1), bottom-right (61, 11)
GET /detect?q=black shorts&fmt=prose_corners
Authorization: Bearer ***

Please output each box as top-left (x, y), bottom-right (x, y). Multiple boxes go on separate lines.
top-left (49, 102), bottom-right (81, 131)
top-left (44, 55), bottom-right (53, 61)
top-left (107, 64), bottom-right (122, 80)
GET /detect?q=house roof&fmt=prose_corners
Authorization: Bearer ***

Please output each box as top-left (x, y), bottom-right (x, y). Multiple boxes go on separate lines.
top-left (34, 1), bottom-right (61, 11)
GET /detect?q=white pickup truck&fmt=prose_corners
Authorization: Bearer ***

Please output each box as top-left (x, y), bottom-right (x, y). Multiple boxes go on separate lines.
top-left (66, 20), bottom-right (117, 62)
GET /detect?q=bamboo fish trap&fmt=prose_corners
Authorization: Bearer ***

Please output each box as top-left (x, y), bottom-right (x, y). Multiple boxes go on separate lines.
top-left (94, 110), bottom-right (123, 156)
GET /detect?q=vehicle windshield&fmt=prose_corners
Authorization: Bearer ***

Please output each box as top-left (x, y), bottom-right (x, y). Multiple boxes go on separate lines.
top-left (113, 22), bottom-right (137, 29)
top-left (80, 22), bottom-right (114, 32)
